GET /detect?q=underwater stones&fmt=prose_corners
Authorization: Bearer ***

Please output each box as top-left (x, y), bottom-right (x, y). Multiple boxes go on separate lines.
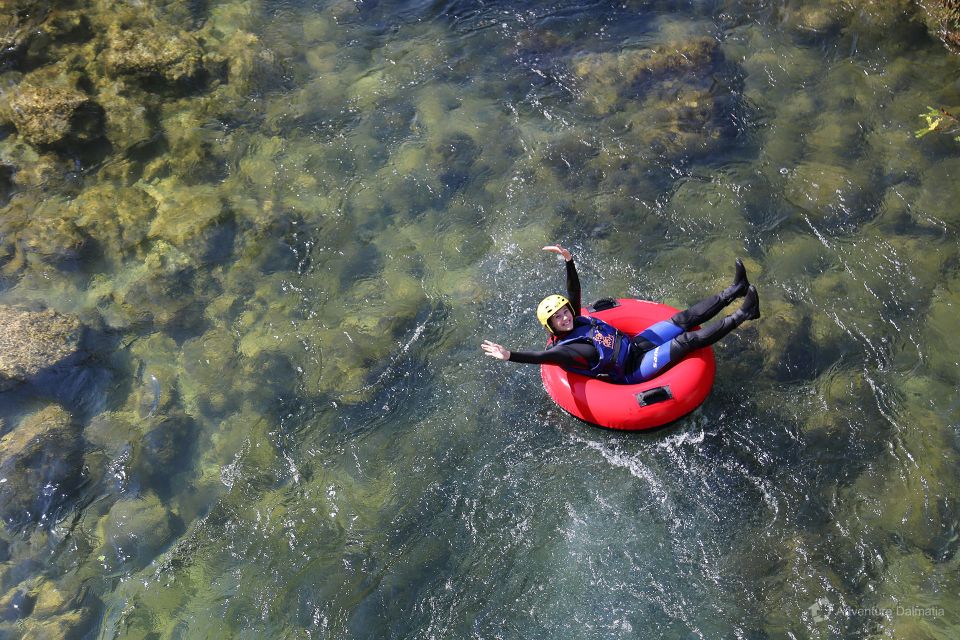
top-left (71, 183), bottom-right (155, 257)
top-left (913, 158), bottom-right (960, 227)
top-left (316, 269), bottom-right (428, 402)
top-left (83, 411), bottom-right (137, 459)
top-left (18, 607), bottom-right (96, 640)
top-left (127, 332), bottom-right (180, 418)
top-left (96, 492), bottom-right (176, 571)
top-left (923, 280), bottom-right (960, 386)
top-left (571, 37), bottom-right (719, 115)
top-left (0, 4), bottom-right (91, 69)
top-left (238, 304), bottom-right (300, 362)
top-left (667, 178), bottom-right (751, 236)
top-left (782, 3), bottom-right (844, 34)
top-left (131, 412), bottom-right (198, 492)
top-left (141, 177), bottom-right (227, 248)
top-left (805, 112), bottom-right (867, 164)
top-left (0, 139), bottom-right (69, 192)
top-left (6, 84), bottom-right (103, 147)
top-left (304, 43), bottom-right (338, 75)
top-left (302, 15), bottom-right (334, 44)
top-left (0, 405), bottom-right (80, 528)
top-left (432, 132), bottom-right (481, 190)
top-left (0, 4), bottom-right (35, 64)
top-left (9, 196), bottom-right (90, 268)
top-left (205, 0), bottom-right (261, 39)
top-left (541, 134), bottom-right (599, 184)
top-left (765, 233), bottom-right (832, 280)
top-left (572, 37), bottom-right (717, 89)
top-left (217, 30), bottom-right (276, 96)
top-left (97, 241), bottom-right (197, 331)
top-left (757, 298), bottom-right (815, 381)
top-left (94, 79), bottom-right (154, 151)
top-left (0, 584), bottom-right (34, 621)
top-left (783, 162), bottom-right (869, 223)
top-left (102, 22), bottom-right (203, 86)
top-left (29, 579), bottom-right (71, 619)
top-left (179, 328), bottom-right (243, 417)
top-left (0, 306), bottom-right (83, 390)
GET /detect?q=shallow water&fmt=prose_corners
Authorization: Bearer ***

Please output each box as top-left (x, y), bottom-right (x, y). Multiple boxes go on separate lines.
top-left (2, 0), bottom-right (960, 638)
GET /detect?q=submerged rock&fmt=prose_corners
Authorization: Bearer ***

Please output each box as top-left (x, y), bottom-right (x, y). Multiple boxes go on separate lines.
top-left (0, 138), bottom-right (71, 193)
top-left (70, 183), bottom-right (155, 259)
top-left (94, 79), bottom-right (155, 151)
top-left (0, 306), bottom-right (84, 391)
top-left (6, 84), bottom-right (103, 147)
top-left (9, 196), bottom-right (91, 269)
top-left (571, 37), bottom-right (720, 114)
top-left (0, 583), bottom-right (34, 621)
top-left (0, 405), bottom-right (81, 529)
top-left (17, 606), bottom-right (96, 639)
top-left (102, 22), bottom-right (203, 85)
top-left (96, 492), bottom-right (177, 571)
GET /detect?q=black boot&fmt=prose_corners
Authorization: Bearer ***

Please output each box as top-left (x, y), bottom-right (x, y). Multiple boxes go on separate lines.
top-left (724, 258), bottom-right (750, 301)
top-left (735, 285), bottom-right (760, 321)
top-left (670, 259), bottom-right (751, 329)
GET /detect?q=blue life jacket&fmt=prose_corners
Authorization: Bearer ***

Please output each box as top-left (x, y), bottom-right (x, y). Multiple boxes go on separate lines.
top-left (550, 316), bottom-right (632, 383)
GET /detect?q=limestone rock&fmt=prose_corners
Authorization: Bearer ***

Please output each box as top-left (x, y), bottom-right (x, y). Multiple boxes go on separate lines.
top-left (7, 85), bottom-right (103, 147)
top-left (0, 306), bottom-right (83, 390)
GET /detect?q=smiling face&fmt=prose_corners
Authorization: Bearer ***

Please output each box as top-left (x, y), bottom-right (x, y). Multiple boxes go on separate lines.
top-left (548, 305), bottom-right (574, 334)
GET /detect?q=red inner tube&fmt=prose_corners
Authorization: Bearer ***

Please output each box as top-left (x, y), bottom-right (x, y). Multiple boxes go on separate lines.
top-left (540, 299), bottom-right (716, 430)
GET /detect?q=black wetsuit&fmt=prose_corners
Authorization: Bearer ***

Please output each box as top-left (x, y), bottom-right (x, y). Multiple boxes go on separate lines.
top-left (508, 259), bottom-right (755, 381)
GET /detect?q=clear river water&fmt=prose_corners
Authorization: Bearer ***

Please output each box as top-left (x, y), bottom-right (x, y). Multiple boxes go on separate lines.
top-left (2, 0), bottom-right (960, 638)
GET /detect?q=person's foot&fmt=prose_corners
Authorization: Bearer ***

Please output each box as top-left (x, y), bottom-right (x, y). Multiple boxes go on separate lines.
top-left (724, 258), bottom-right (750, 301)
top-left (738, 285), bottom-right (760, 321)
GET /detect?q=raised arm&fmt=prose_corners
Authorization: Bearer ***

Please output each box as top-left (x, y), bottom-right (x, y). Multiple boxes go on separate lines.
top-left (542, 245), bottom-right (580, 313)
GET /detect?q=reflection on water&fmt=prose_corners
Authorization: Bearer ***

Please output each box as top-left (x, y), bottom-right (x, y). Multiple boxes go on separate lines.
top-left (0, 0), bottom-right (959, 637)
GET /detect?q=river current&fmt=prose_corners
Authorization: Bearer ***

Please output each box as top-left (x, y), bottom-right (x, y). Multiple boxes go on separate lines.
top-left (2, 0), bottom-right (960, 638)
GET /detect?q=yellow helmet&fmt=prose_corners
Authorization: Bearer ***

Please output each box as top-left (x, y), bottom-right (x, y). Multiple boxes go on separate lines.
top-left (537, 294), bottom-right (572, 333)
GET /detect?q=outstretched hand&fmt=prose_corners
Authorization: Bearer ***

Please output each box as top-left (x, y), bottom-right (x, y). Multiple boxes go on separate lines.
top-left (481, 340), bottom-right (511, 361)
top-left (542, 245), bottom-right (572, 261)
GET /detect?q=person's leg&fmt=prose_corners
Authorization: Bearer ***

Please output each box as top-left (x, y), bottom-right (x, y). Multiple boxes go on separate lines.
top-left (669, 259), bottom-right (749, 331)
top-left (632, 285), bottom-right (760, 382)
top-left (670, 284), bottom-right (760, 358)
top-left (632, 320), bottom-right (683, 352)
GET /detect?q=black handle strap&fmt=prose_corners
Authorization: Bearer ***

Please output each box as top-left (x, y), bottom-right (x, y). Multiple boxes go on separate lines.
top-left (635, 386), bottom-right (673, 407)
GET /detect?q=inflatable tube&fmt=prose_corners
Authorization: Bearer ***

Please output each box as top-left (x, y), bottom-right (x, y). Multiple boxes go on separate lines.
top-left (540, 299), bottom-right (715, 430)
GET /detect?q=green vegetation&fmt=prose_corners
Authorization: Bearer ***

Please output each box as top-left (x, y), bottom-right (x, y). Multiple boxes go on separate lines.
top-left (916, 105), bottom-right (960, 141)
